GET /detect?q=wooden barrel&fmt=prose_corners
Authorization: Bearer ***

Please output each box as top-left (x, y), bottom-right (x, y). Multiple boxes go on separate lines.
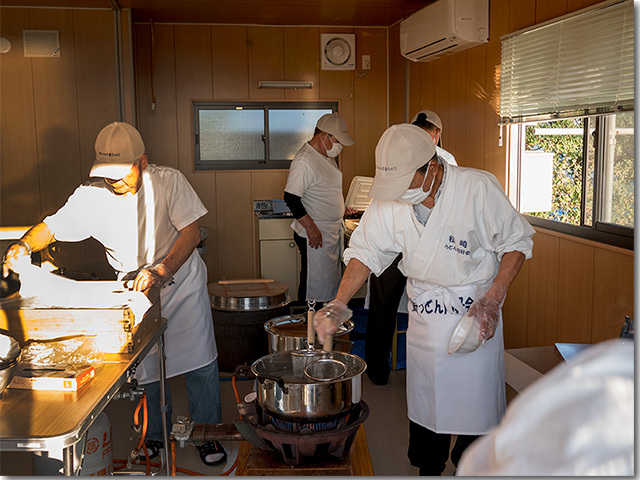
top-left (209, 279), bottom-right (290, 373)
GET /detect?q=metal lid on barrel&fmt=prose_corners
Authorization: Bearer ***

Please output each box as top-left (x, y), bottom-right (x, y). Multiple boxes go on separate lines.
top-left (208, 278), bottom-right (289, 311)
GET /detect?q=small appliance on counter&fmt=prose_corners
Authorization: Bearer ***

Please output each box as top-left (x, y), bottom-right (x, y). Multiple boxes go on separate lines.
top-left (344, 176), bottom-right (373, 238)
top-left (254, 199), bottom-right (293, 219)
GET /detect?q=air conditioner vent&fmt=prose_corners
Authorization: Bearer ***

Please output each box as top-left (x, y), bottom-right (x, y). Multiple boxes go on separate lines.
top-left (416, 44), bottom-right (460, 61)
top-left (404, 37), bottom-right (448, 57)
top-left (23, 30), bottom-right (60, 58)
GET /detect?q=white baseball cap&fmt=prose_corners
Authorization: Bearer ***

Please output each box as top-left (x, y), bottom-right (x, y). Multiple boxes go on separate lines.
top-left (91, 122), bottom-right (145, 179)
top-left (411, 109), bottom-right (443, 131)
top-left (368, 124), bottom-right (436, 201)
top-left (316, 113), bottom-right (355, 146)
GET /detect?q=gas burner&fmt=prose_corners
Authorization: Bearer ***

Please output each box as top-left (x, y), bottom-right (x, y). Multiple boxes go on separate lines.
top-left (265, 413), bottom-right (347, 433)
top-left (235, 400), bottom-right (369, 465)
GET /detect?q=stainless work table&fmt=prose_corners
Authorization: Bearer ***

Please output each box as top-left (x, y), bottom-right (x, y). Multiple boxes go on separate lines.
top-left (0, 317), bottom-right (169, 476)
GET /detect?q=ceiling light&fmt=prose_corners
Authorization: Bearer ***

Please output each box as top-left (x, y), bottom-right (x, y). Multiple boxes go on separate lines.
top-left (258, 81), bottom-right (313, 89)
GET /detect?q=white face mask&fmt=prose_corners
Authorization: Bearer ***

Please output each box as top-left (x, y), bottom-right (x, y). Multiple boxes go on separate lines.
top-left (323, 134), bottom-right (343, 158)
top-left (399, 166), bottom-right (435, 205)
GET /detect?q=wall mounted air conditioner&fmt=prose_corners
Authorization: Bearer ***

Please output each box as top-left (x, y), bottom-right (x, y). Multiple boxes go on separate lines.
top-left (321, 33), bottom-right (356, 70)
top-left (400, 0), bottom-right (488, 62)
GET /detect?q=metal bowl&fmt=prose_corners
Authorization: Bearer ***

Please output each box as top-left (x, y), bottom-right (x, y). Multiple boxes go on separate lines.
top-left (0, 335), bottom-right (21, 396)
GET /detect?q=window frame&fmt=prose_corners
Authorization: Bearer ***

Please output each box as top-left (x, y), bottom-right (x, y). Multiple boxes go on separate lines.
top-left (508, 114), bottom-right (633, 250)
top-left (193, 101), bottom-right (338, 171)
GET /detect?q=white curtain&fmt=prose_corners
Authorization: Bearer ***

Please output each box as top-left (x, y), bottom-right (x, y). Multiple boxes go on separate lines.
top-left (499, 0), bottom-right (634, 125)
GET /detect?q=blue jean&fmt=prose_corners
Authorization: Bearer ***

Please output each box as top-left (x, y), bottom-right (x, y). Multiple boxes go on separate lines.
top-left (143, 359), bottom-right (222, 441)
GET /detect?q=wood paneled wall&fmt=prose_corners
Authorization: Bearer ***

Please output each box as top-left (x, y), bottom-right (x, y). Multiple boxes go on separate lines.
top-left (1, 3), bottom-right (633, 348)
top-left (0, 7), bottom-right (132, 278)
top-left (395, 0), bottom-right (634, 348)
top-left (132, 23), bottom-right (388, 281)
top-left (0, 10), bottom-right (388, 283)
top-left (503, 228), bottom-right (634, 348)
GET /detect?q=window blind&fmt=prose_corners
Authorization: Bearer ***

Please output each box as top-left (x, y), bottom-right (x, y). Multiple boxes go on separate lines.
top-left (499, 0), bottom-right (634, 125)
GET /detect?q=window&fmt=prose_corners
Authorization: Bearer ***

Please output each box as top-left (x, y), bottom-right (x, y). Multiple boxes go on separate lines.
top-left (193, 102), bottom-right (336, 170)
top-left (508, 112), bottom-right (633, 248)
top-left (500, 0), bottom-right (633, 249)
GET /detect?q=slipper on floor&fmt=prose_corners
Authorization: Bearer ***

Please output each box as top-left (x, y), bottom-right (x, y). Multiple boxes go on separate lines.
top-left (197, 440), bottom-right (227, 467)
top-left (138, 439), bottom-right (164, 460)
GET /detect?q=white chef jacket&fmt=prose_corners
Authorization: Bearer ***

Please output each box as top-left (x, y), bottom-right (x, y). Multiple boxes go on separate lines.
top-left (44, 164), bottom-right (217, 384)
top-left (457, 339), bottom-right (634, 476)
top-left (362, 146), bottom-right (456, 311)
top-left (285, 142), bottom-right (345, 301)
top-left (436, 146), bottom-right (457, 166)
top-left (344, 163), bottom-right (534, 283)
top-left (344, 163), bottom-right (534, 434)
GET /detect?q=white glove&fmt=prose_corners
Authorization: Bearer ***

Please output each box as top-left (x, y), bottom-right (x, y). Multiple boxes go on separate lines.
top-left (2, 241), bottom-right (32, 277)
top-left (131, 263), bottom-right (173, 292)
top-left (313, 299), bottom-right (352, 343)
top-left (468, 297), bottom-right (500, 342)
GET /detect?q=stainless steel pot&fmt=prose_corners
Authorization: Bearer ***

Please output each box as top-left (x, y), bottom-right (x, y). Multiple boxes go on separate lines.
top-left (251, 350), bottom-right (366, 420)
top-left (264, 314), bottom-right (354, 353)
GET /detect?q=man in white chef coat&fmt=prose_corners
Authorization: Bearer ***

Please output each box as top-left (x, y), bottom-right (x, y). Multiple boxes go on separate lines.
top-left (283, 113), bottom-right (356, 305)
top-left (314, 124), bottom-right (535, 475)
top-left (366, 109), bottom-right (457, 386)
top-left (3, 122), bottom-right (226, 466)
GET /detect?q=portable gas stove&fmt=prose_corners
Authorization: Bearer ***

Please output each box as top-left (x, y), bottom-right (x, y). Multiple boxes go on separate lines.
top-left (235, 399), bottom-right (369, 465)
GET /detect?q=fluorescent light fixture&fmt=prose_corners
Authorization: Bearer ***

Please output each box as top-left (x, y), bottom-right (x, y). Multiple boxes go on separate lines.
top-left (258, 80), bottom-right (313, 89)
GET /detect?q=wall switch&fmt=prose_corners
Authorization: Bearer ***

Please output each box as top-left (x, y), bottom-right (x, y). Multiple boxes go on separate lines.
top-left (362, 55), bottom-right (371, 70)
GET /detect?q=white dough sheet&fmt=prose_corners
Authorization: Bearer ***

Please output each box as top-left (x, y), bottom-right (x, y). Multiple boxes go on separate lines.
top-left (6, 262), bottom-right (152, 326)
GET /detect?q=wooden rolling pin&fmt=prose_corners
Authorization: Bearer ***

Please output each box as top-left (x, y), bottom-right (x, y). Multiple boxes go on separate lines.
top-left (218, 278), bottom-right (274, 285)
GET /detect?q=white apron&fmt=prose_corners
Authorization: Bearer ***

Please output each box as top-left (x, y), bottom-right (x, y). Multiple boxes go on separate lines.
top-left (305, 219), bottom-right (343, 302)
top-left (134, 251), bottom-right (217, 384)
top-left (406, 278), bottom-right (505, 435)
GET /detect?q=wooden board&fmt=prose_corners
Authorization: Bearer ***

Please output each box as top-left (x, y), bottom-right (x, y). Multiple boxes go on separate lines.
top-left (0, 288), bottom-right (160, 353)
top-left (208, 280), bottom-right (288, 298)
top-left (236, 426), bottom-right (373, 476)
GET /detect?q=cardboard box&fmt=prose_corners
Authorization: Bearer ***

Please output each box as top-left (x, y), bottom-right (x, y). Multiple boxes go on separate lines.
top-left (8, 364), bottom-right (95, 391)
top-left (505, 343), bottom-right (590, 396)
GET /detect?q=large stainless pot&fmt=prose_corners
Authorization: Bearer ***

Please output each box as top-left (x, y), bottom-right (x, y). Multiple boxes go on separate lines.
top-left (251, 350), bottom-right (366, 420)
top-left (264, 314), bottom-right (354, 353)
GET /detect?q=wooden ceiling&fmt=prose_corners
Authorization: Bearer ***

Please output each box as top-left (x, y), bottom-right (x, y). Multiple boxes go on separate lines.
top-left (2, 0), bottom-right (434, 26)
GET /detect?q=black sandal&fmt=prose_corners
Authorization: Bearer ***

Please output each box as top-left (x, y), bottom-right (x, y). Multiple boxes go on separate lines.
top-left (197, 440), bottom-right (227, 466)
top-left (138, 439), bottom-right (164, 460)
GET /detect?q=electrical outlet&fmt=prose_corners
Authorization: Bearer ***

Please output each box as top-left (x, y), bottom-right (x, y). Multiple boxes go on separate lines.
top-left (362, 55), bottom-right (371, 70)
